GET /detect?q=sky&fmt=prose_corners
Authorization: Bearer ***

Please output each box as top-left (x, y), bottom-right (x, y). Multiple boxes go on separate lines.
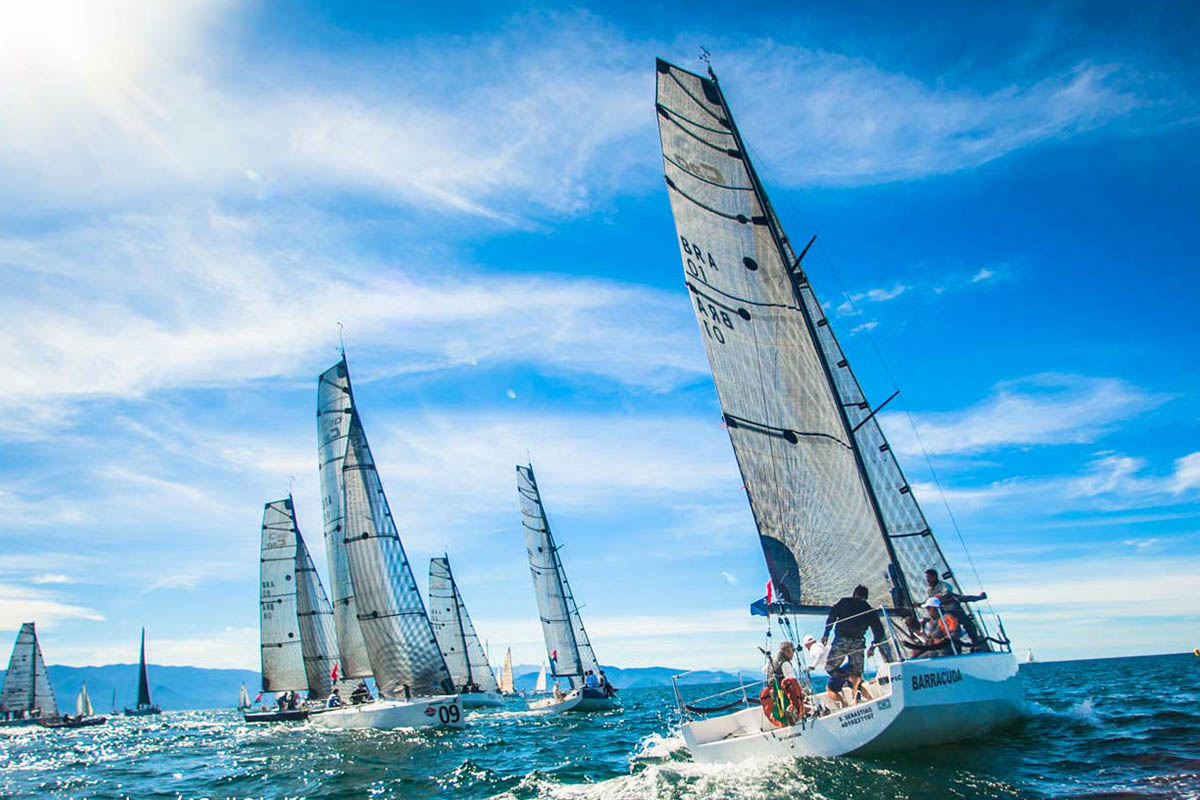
top-left (0, 0), bottom-right (1197, 673)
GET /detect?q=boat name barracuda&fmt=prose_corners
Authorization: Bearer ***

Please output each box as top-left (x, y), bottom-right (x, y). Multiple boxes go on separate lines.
top-left (911, 669), bottom-right (963, 691)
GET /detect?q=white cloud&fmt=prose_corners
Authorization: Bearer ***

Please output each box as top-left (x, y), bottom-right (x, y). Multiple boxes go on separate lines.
top-left (882, 374), bottom-right (1167, 457)
top-left (0, 584), bottom-right (104, 630)
top-left (836, 283), bottom-right (908, 316)
top-left (723, 46), bottom-right (1155, 185)
top-left (0, 207), bottom-right (707, 438)
top-left (971, 268), bottom-right (996, 283)
top-left (1169, 452), bottom-right (1200, 493)
top-left (850, 320), bottom-right (879, 334)
top-left (31, 574), bottom-right (74, 584)
top-left (720, 571), bottom-right (738, 585)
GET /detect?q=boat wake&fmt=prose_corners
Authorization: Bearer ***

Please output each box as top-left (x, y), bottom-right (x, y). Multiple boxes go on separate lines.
top-left (1024, 697), bottom-right (1102, 727)
top-left (628, 730), bottom-right (689, 766)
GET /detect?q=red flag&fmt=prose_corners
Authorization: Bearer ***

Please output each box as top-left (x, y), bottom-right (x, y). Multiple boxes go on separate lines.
top-left (766, 579), bottom-right (773, 606)
top-left (551, 649), bottom-right (557, 661)
top-left (253, 692), bottom-right (262, 703)
top-left (330, 662), bottom-right (340, 682)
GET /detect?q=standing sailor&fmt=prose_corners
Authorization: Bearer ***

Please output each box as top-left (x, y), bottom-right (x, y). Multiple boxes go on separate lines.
top-left (821, 585), bottom-right (886, 700)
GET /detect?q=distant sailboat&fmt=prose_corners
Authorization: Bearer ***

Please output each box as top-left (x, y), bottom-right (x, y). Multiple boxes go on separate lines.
top-left (309, 355), bottom-right (462, 730)
top-left (238, 684), bottom-right (251, 710)
top-left (124, 629), bottom-right (162, 716)
top-left (1025, 648), bottom-right (1036, 664)
top-left (498, 648), bottom-right (515, 696)
top-left (654, 57), bottom-right (1021, 761)
top-left (44, 681), bottom-right (108, 728)
top-left (430, 556), bottom-right (504, 708)
top-left (534, 663), bottom-right (548, 695)
top-left (0, 622), bottom-right (60, 726)
top-left (518, 463), bottom-right (617, 714)
top-left (77, 683), bottom-right (93, 717)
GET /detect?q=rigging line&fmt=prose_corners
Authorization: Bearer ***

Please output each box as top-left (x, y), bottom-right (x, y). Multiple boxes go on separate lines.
top-left (744, 137), bottom-right (992, 609)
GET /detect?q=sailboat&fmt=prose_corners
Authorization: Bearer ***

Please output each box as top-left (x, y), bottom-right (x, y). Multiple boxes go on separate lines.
top-left (248, 495), bottom-right (345, 723)
top-left (123, 629), bottom-right (162, 716)
top-left (534, 663), bottom-right (548, 695)
top-left (498, 648), bottom-right (516, 696)
top-left (43, 681), bottom-right (107, 729)
top-left (309, 355), bottom-right (462, 730)
top-left (0, 622), bottom-right (60, 727)
top-left (517, 463), bottom-right (618, 714)
top-left (1025, 648), bottom-right (1036, 664)
top-left (430, 556), bottom-right (504, 708)
top-left (238, 684), bottom-right (251, 710)
top-left (654, 57), bottom-right (1022, 760)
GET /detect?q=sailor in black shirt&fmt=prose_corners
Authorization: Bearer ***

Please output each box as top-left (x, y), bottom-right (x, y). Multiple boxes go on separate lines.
top-left (820, 585), bottom-right (886, 700)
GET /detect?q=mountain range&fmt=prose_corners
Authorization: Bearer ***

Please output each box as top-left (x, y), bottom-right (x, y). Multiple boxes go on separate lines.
top-left (1, 664), bottom-right (748, 711)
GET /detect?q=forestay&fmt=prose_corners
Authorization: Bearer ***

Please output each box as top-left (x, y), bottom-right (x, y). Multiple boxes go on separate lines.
top-left (655, 59), bottom-right (953, 610)
top-left (429, 557), bottom-right (500, 693)
top-left (295, 524), bottom-right (341, 699)
top-left (317, 358), bottom-right (373, 678)
top-left (260, 498), bottom-right (308, 692)
top-left (518, 464), bottom-right (600, 688)
top-left (342, 415), bottom-right (454, 697)
top-left (0, 623), bottom-right (58, 717)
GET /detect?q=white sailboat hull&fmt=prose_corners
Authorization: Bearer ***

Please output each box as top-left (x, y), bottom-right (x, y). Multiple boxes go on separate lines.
top-left (527, 688), bottom-right (619, 714)
top-left (682, 652), bottom-right (1022, 763)
top-left (308, 695), bottom-right (464, 730)
top-left (460, 690), bottom-right (504, 709)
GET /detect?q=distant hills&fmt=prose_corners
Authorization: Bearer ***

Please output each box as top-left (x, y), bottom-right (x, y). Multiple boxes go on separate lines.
top-left (1, 663), bottom-right (749, 711)
top-left (0, 664), bottom-right (260, 712)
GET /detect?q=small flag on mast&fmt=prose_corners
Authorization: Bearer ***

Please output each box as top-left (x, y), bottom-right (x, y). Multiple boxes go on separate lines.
top-left (766, 579), bottom-right (773, 606)
top-left (330, 662), bottom-right (340, 682)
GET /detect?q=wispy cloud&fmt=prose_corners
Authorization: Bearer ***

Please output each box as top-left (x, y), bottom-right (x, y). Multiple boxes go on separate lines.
top-left (0, 584), bottom-right (104, 631)
top-left (836, 283), bottom-right (908, 316)
top-left (882, 374), bottom-right (1168, 457)
top-left (0, 207), bottom-right (706, 438)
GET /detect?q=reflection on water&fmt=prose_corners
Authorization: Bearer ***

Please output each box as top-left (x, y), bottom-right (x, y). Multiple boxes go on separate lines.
top-left (0, 654), bottom-right (1196, 799)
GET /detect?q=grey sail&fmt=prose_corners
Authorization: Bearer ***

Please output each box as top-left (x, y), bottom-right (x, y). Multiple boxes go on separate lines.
top-left (342, 412), bottom-right (454, 697)
top-left (317, 358), bottom-right (373, 679)
top-left (429, 556), bottom-right (500, 693)
top-left (655, 59), bottom-right (954, 610)
top-left (259, 498), bottom-right (309, 692)
top-left (0, 622), bottom-right (58, 718)
top-left (295, 521), bottom-right (341, 699)
top-left (517, 464), bottom-right (600, 688)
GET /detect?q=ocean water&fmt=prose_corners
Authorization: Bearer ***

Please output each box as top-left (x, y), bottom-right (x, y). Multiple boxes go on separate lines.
top-left (1, 654), bottom-right (1196, 799)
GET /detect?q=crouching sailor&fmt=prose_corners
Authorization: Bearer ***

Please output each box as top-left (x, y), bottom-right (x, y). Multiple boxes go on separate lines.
top-left (759, 641), bottom-right (806, 726)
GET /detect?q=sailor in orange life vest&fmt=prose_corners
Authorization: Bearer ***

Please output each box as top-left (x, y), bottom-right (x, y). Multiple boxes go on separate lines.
top-left (760, 641), bottom-right (806, 726)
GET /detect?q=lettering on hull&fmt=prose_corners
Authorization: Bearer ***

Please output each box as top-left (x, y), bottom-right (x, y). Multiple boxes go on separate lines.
top-left (910, 669), bottom-right (963, 691)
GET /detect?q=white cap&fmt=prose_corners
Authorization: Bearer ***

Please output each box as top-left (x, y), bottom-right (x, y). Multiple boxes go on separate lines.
top-left (923, 597), bottom-right (942, 608)
top-left (801, 635), bottom-right (817, 646)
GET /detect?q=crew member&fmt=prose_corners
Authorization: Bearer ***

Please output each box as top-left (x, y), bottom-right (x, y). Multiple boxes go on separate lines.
top-left (758, 641), bottom-right (805, 726)
top-left (822, 585), bottom-right (886, 702)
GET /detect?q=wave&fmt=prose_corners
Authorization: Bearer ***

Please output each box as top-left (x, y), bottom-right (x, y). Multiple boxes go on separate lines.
top-left (1023, 697), bottom-right (1102, 727)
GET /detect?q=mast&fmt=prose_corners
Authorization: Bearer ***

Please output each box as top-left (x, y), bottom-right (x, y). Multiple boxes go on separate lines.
top-left (703, 67), bottom-right (917, 611)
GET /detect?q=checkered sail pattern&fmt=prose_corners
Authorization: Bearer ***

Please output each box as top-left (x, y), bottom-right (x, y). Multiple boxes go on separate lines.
top-left (259, 498), bottom-right (308, 692)
top-left (518, 464), bottom-right (600, 689)
top-left (0, 623), bottom-right (58, 717)
top-left (429, 556), bottom-right (500, 693)
top-left (655, 59), bottom-right (953, 609)
top-left (317, 358), bottom-right (373, 678)
top-left (342, 415), bottom-right (453, 697)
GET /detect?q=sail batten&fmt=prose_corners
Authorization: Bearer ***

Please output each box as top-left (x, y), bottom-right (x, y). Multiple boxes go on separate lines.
top-left (317, 359), bottom-right (373, 679)
top-left (655, 59), bottom-right (955, 609)
top-left (430, 557), bottom-right (500, 693)
top-left (339, 391), bottom-right (453, 698)
top-left (518, 464), bottom-right (600, 689)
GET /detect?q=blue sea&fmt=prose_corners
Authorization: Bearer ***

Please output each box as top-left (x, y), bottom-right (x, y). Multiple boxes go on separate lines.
top-left (1, 654), bottom-right (1196, 799)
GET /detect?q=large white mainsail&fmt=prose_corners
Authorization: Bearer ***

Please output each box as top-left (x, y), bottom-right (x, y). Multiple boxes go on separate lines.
top-left (341, 403), bottom-right (454, 698)
top-left (294, 521), bottom-right (342, 699)
top-left (317, 358), bottom-right (373, 678)
top-left (0, 622), bottom-right (58, 718)
top-left (655, 58), bottom-right (955, 611)
top-left (429, 557), bottom-right (500, 693)
top-left (498, 648), bottom-right (515, 695)
top-left (259, 498), bottom-right (308, 693)
top-left (517, 464), bottom-right (601, 689)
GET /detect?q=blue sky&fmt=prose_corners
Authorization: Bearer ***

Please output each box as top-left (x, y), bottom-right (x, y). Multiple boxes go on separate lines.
top-left (0, 1), bottom-right (1197, 671)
